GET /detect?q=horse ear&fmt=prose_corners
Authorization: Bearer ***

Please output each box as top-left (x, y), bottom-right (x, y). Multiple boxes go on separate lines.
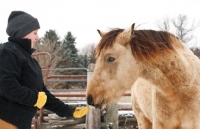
top-left (97, 29), bottom-right (106, 37)
top-left (120, 23), bottom-right (135, 44)
top-left (130, 23), bottom-right (135, 38)
top-left (124, 23), bottom-right (135, 38)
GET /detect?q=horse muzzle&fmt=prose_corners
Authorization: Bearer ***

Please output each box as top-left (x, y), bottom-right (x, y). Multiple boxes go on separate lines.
top-left (87, 94), bottom-right (104, 109)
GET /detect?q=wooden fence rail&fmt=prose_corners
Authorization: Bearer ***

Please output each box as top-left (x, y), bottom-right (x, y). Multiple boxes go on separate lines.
top-left (32, 91), bottom-right (132, 129)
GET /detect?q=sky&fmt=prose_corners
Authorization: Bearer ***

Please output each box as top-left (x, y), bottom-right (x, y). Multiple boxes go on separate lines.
top-left (0, 0), bottom-right (200, 50)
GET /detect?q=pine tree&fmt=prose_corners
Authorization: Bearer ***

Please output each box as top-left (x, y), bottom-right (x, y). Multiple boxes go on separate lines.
top-left (61, 32), bottom-right (79, 68)
top-left (44, 29), bottom-right (61, 51)
top-left (80, 54), bottom-right (89, 68)
top-left (58, 32), bottom-right (87, 89)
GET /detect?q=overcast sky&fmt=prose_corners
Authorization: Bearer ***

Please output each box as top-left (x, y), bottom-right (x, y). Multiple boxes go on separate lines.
top-left (0, 0), bottom-right (200, 49)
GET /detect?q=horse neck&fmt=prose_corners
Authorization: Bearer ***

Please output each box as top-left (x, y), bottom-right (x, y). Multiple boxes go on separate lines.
top-left (140, 50), bottom-right (200, 99)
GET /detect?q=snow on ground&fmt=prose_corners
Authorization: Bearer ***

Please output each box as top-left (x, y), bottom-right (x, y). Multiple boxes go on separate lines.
top-left (119, 110), bottom-right (134, 117)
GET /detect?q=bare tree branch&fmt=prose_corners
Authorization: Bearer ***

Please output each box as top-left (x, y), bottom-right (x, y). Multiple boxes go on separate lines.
top-left (156, 14), bottom-right (200, 46)
top-left (172, 14), bottom-right (198, 43)
top-left (79, 43), bottom-right (96, 63)
top-left (156, 16), bottom-right (170, 31)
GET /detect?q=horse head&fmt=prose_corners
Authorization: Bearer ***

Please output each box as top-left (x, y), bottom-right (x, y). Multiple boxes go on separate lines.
top-left (86, 23), bottom-right (141, 109)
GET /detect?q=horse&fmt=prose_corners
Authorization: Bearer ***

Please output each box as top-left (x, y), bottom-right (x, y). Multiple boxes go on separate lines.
top-left (86, 23), bottom-right (200, 129)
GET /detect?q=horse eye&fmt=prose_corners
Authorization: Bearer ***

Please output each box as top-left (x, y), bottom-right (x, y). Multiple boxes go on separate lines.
top-left (107, 57), bottom-right (115, 62)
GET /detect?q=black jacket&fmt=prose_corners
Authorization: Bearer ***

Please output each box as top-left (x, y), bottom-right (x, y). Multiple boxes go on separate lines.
top-left (0, 37), bottom-right (75, 129)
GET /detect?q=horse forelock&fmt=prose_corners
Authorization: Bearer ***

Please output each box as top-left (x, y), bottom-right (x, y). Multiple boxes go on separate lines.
top-left (96, 28), bottom-right (177, 63)
top-left (96, 29), bottom-right (124, 58)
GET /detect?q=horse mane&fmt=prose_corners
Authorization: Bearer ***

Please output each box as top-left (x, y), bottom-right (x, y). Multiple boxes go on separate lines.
top-left (130, 30), bottom-right (176, 63)
top-left (96, 29), bottom-right (177, 63)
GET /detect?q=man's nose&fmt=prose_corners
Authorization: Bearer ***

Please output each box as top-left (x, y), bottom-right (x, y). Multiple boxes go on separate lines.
top-left (36, 35), bottom-right (39, 40)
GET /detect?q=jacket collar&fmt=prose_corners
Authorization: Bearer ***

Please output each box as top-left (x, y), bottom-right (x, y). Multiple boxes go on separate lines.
top-left (8, 37), bottom-right (35, 55)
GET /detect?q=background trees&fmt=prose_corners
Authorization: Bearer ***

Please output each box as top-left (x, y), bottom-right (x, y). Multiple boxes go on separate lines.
top-left (34, 29), bottom-right (63, 68)
top-left (156, 14), bottom-right (200, 58)
top-left (79, 43), bottom-right (96, 64)
top-left (156, 14), bottom-right (199, 44)
top-left (34, 30), bottom-right (89, 89)
top-left (0, 14), bottom-right (196, 89)
top-left (60, 32), bottom-right (78, 68)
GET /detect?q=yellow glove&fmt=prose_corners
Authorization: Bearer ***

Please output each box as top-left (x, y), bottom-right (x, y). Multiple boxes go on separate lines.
top-left (73, 106), bottom-right (90, 118)
top-left (34, 92), bottom-right (47, 109)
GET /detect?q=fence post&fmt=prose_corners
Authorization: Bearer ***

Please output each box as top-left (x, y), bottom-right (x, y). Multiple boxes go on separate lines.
top-left (86, 63), bottom-right (101, 129)
top-left (104, 104), bottom-right (118, 129)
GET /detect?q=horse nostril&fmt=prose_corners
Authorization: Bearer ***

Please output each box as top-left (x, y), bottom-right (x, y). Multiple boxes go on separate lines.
top-left (87, 94), bottom-right (94, 106)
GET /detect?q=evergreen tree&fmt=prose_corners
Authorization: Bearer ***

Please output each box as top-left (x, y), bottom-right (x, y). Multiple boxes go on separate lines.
top-left (57, 32), bottom-right (87, 89)
top-left (44, 29), bottom-right (61, 50)
top-left (61, 32), bottom-right (79, 68)
top-left (44, 29), bottom-right (60, 43)
top-left (79, 54), bottom-right (89, 68)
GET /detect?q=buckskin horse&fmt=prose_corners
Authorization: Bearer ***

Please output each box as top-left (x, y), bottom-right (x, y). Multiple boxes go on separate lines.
top-left (86, 23), bottom-right (200, 129)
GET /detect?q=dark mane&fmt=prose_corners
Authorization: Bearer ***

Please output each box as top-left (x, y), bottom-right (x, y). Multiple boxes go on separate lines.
top-left (131, 30), bottom-right (175, 63)
top-left (96, 29), bottom-right (176, 63)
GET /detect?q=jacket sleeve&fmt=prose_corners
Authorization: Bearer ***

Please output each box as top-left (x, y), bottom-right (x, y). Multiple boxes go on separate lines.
top-left (0, 48), bottom-right (38, 106)
top-left (42, 84), bottom-right (76, 118)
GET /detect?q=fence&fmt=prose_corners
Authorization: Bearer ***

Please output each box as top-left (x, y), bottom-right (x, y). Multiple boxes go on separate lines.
top-left (32, 91), bottom-right (132, 129)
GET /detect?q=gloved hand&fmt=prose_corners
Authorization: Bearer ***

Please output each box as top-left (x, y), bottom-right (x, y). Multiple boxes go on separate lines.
top-left (34, 92), bottom-right (47, 109)
top-left (73, 106), bottom-right (90, 118)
